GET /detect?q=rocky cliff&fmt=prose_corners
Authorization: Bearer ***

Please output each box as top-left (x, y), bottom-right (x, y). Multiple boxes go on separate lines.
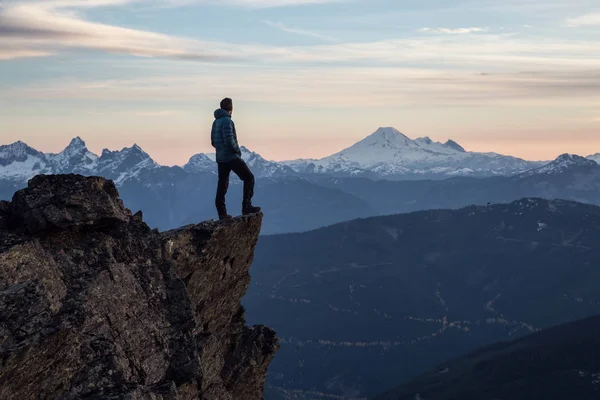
top-left (0, 174), bottom-right (279, 400)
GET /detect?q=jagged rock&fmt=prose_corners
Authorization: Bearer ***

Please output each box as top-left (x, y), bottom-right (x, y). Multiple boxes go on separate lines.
top-left (0, 174), bottom-right (278, 400)
top-left (0, 201), bottom-right (9, 228)
top-left (11, 174), bottom-right (131, 234)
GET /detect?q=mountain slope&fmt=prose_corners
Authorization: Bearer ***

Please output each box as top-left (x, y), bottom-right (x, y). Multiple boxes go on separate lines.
top-left (283, 127), bottom-right (542, 179)
top-left (195, 146), bottom-right (296, 178)
top-left (48, 137), bottom-right (98, 174)
top-left (2, 140), bottom-right (600, 235)
top-left (587, 153), bottom-right (600, 164)
top-left (0, 141), bottom-right (50, 181)
top-left (116, 173), bottom-right (375, 235)
top-left (521, 153), bottom-right (598, 176)
top-left (306, 153), bottom-right (600, 217)
top-left (243, 199), bottom-right (600, 399)
top-left (376, 315), bottom-right (600, 400)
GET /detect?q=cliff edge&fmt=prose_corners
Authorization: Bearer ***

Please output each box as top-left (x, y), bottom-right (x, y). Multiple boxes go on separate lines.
top-left (0, 174), bottom-right (279, 400)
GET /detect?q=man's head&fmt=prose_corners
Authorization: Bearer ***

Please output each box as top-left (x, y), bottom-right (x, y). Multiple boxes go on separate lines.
top-left (220, 97), bottom-right (233, 114)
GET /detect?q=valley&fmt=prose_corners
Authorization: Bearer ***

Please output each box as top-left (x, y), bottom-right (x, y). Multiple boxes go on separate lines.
top-left (243, 199), bottom-right (600, 398)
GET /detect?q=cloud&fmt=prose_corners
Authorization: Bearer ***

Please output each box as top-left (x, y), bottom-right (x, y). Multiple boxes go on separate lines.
top-left (8, 66), bottom-right (600, 108)
top-left (0, 1), bottom-right (243, 61)
top-left (0, 49), bottom-right (53, 60)
top-left (263, 20), bottom-right (337, 42)
top-left (418, 27), bottom-right (489, 34)
top-left (566, 12), bottom-right (600, 27)
top-left (133, 110), bottom-right (183, 117)
top-left (157, 0), bottom-right (346, 8)
top-left (0, 0), bottom-right (342, 61)
top-left (1, 0), bottom-right (599, 74)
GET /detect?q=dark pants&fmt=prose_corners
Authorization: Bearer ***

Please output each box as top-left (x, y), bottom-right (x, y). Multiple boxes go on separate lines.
top-left (215, 158), bottom-right (255, 215)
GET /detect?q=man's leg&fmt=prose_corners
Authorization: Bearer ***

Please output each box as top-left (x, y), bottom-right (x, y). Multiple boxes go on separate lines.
top-left (230, 158), bottom-right (261, 214)
top-left (215, 162), bottom-right (232, 219)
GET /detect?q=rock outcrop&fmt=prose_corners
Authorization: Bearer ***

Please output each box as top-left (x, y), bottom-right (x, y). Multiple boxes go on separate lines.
top-left (0, 174), bottom-right (279, 400)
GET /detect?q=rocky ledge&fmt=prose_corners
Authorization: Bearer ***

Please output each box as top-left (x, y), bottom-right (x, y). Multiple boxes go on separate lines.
top-left (0, 174), bottom-right (279, 399)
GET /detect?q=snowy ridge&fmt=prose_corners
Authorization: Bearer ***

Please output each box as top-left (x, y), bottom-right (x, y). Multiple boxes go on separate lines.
top-left (186, 146), bottom-right (294, 178)
top-left (48, 137), bottom-right (99, 174)
top-left (586, 153), bottom-right (600, 164)
top-left (520, 154), bottom-right (599, 177)
top-left (96, 144), bottom-right (159, 184)
top-left (282, 127), bottom-right (541, 179)
top-left (0, 137), bottom-right (295, 185)
top-left (0, 141), bottom-right (50, 181)
top-left (183, 153), bottom-right (214, 174)
top-left (239, 146), bottom-right (296, 177)
top-left (0, 138), bottom-right (159, 185)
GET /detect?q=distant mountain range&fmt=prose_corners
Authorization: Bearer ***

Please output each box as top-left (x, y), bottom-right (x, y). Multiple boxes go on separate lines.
top-left (1, 129), bottom-right (597, 186)
top-left (0, 127), bottom-right (564, 185)
top-left (376, 315), bottom-right (600, 400)
top-left (309, 153), bottom-right (600, 217)
top-left (2, 132), bottom-right (600, 234)
top-left (244, 199), bottom-right (600, 399)
top-left (282, 127), bottom-right (546, 179)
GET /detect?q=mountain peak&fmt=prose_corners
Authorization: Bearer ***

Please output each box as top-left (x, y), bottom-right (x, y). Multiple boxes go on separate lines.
top-left (51, 136), bottom-right (98, 174)
top-left (0, 140), bottom-right (38, 156)
top-left (553, 153), bottom-right (595, 166)
top-left (241, 146), bottom-right (265, 161)
top-left (126, 144), bottom-right (149, 158)
top-left (59, 137), bottom-right (89, 157)
top-left (357, 127), bottom-right (412, 149)
top-left (184, 153), bottom-right (214, 173)
top-left (96, 143), bottom-right (158, 183)
top-left (67, 136), bottom-right (86, 149)
top-left (0, 141), bottom-right (45, 169)
top-left (372, 127), bottom-right (410, 140)
top-left (188, 153), bottom-right (212, 162)
top-left (444, 139), bottom-right (466, 152)
top-left (104, 144), bottom-right (151, 160)
top-left (415, 136), bottom-right (433, 145)
top-left (524, 153), bottom-right (597, 176)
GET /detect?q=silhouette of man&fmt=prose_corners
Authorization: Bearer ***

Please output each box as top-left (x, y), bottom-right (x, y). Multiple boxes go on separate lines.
top-left (211, 97), bottom-right (261, 220)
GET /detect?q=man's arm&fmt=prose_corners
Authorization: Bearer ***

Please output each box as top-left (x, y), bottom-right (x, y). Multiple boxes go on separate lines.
top-left (210, 121), bottom-right (217, 148)
top-left (222, 119), bottom-right (241, 156)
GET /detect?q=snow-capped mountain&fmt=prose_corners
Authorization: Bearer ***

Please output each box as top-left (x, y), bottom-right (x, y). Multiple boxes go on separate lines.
top-left (96, 144), bottom-right (159, 184)
top-left (586, 153), bottom-right (600, 164)
top-left (0, 138), bottom-right (295, 186)
top-left (521, 154), bottom-right (599, 177)
top-left (48, 137), bottom-right (98, 174)
top-left (0, 138), bottom-right (160, 185)
top-left (0, 141), bottom-right (51, 181)
top-left (1, 133), bottom-right (596, 188)
top-left (183, 153), bottom-right (214, 174)
top-left (193, 146), bottom-right (295, 177)
top-left (239, 146), bottom-right (295, 177)
top-left (513, 154), bottom-right (600, 196)
top-left (283, 127), bottom-right (543, 179)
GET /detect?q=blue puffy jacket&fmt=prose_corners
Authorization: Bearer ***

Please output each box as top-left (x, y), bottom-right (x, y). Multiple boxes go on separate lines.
top-left (211, 108), bottom-right (241, 163)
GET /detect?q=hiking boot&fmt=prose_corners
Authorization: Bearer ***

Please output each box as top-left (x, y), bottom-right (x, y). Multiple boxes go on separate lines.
top-left (219, 213), bottom-right (233, 221)
top-left (242, 203), bottom-right (261, 215)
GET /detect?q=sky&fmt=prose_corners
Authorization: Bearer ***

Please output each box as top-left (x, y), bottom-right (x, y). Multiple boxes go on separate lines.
top-left (0, 0), bottom-right (599, 165)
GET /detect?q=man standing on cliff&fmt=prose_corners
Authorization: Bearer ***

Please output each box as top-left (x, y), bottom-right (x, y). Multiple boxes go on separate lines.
top-left (211, 97), bottom-right (261, 220)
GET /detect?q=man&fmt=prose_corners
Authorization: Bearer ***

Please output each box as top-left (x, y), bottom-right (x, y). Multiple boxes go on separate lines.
top-left (211, 97), bottom-right (261, 220)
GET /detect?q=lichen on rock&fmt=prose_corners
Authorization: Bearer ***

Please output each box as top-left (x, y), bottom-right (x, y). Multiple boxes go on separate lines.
top-left (0, 174), bottom-right (279, 400)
